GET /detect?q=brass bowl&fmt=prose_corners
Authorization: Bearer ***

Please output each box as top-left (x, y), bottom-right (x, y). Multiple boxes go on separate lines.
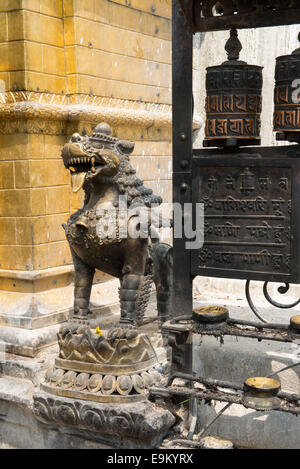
top-left (290, 315), bottom-right (300, 332)
top-left (193, 306), bottom-right (229, 324)
top-left (243, 377), bottom-right (281, 411)
top-left (244, 377), bottom-right (281, 396)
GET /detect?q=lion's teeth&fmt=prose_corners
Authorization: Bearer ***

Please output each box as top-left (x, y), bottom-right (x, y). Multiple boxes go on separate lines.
top-left (91, 157), bottom-right (96, 173)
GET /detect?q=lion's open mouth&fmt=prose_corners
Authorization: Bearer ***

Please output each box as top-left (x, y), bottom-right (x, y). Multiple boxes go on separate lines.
top-left (62, 133), bottom-right (120, 192)
top-left (66, 155), bottom-right (105, 192)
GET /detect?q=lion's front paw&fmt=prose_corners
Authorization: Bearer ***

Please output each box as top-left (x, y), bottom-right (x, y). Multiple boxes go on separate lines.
top-left (73, 306), bottom-right (91, 317)
top-left (107, 324), bottom-right (138, 341)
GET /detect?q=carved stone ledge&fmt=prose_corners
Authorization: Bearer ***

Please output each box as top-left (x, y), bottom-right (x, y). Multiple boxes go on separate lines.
top-left (33, 390), bottom-right (175, 448)
top-left (0, 99), bottom-right (170, 136)
top-left (0, 92), bottom-right (201, 135)
top-left (0, 323), bottom-right (62, 357)
top-left (0, 101), bottom-right (171, 127)
top-left (0, 265), bottom-right (74, 293)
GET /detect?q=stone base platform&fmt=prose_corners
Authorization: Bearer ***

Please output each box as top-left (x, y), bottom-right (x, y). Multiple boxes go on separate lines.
top-left (32, 390), bottom-right (175, 449)
top-left (0, 316), bottom-right (174, 449)
top-left (0, 332), bottom-right (174, 450)
top-left (0, 374), bottom-right (175, 449)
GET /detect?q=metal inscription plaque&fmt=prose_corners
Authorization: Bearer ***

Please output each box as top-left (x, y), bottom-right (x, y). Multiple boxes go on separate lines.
top-left (192, 149), bottom-right (300, 283)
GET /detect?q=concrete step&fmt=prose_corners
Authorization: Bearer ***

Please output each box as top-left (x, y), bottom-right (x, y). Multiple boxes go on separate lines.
top-left (0, 376), bottom-right (34, 407)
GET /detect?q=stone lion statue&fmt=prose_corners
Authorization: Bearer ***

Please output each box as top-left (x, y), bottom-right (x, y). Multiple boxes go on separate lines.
top-left (61, 123), bottom-right (172, 327)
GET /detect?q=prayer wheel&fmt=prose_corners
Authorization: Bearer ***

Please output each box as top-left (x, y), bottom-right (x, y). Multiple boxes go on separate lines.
top-left (204, 29), bottom-right (263, 148)
top-left (274, 33), bottom-right (300, 143)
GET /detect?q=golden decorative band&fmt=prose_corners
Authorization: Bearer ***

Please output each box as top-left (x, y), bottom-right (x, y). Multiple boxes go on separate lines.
top-left (41, 382), bottom-right (147, 404)
top-left (55, 356), bottom-right (159, 376)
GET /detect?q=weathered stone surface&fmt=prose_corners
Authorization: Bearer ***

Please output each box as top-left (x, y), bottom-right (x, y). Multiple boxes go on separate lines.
top-left (0, 354), bottom-right (47, 387)
top-left (0, 376), bottom-right (34, 407)
top-left (198, 401), bottom-right (300, 450)
top-left (199, 436), bottom-right (234, 450)
top-left (0, 324), bottom-right (61, 357)
top-left (33, 390), bottom-right (175, 449)
top-left (0, 395), bottom-right (111, 449)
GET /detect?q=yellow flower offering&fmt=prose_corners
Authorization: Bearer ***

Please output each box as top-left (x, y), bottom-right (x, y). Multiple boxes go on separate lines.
top-left (95, 327), bottom-right (103, 336)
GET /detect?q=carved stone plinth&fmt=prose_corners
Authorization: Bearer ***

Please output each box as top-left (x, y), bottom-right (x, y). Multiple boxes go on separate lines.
top-left (33, 391), bottom-right (175, 449)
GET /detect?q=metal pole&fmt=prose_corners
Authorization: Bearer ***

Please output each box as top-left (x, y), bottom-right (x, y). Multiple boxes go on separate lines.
top-left (172, 0), bottom-right (194, 378)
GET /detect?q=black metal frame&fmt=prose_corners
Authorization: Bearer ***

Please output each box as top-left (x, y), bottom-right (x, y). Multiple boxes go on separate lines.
top-left (177, 1), bottom-right (300, 33)
top-left (172, 0), bottom-right (300, 322)
top-left (172, 1), bottom-right (194, 321)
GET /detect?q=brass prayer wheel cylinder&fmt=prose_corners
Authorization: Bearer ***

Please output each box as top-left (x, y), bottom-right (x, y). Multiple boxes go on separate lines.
top-left (204, 29), bottom-right (263, 148)
top-left (274, 34), bottom-right (300, 143)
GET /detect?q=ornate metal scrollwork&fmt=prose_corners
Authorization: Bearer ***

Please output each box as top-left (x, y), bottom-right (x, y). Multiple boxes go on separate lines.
top-left (263, 282), bottom-right (300, 309)
top-left (246, 280), bottom-right (300, 324)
